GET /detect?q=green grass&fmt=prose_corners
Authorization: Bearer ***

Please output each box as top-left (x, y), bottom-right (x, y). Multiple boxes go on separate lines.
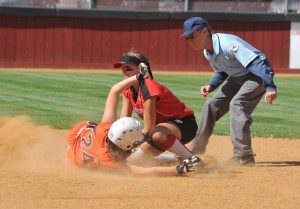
top-left (0, 70), bottom-right (299, 139)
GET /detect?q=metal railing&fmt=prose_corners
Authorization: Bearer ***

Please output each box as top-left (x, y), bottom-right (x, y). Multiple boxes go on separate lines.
top-left (0, 0), bottom-right (299, 13)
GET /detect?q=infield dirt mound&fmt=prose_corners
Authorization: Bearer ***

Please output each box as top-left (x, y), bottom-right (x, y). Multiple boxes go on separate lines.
top-left (0, 116), bottom-right (299, 209)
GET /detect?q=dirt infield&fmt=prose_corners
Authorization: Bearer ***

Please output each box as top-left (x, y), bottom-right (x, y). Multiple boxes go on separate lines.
top-left (0, 116), bottom-right (299, 209)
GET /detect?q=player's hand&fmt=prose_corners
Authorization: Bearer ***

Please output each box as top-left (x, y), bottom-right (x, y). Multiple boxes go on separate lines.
top-left (176, 156), bottom-right (204, 175)
top-left (264, 91), bottom-right (277, 104)
top-left (138, 63), bottom-right (149, 78)
top-left (200, 85), bottom-right (212, 98)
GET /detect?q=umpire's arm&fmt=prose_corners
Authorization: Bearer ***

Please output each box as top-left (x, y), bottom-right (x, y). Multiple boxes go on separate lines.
top-left (207, 71), bottom-right (229, 92)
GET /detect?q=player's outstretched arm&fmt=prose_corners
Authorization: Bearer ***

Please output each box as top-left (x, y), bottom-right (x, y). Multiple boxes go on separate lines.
top-left (125, 163), bottom-right (178, 176)
top-left (120, 96), bottom-right (133, 118)
top-left (122, 155), bottom-right (203, 177)
top-left (102, 76), bottom-right (138, 123)
top-left (102, 67), bottom-right (149, 123)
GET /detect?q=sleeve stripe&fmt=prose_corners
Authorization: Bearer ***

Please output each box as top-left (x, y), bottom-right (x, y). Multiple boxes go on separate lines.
top-left (244, 54), bottom-right (258, 68)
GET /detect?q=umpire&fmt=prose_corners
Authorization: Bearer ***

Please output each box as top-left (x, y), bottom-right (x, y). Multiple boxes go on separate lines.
top-left (180, 17), bottom-right (277, 165)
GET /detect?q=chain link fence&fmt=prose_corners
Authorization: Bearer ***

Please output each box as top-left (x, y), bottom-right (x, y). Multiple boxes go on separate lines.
top-left (0, 0), bottom-right (94, 9)
top-left (290, 0), bottom-right (300, 12)
top-left (0, 0), bottom-right (299, 13)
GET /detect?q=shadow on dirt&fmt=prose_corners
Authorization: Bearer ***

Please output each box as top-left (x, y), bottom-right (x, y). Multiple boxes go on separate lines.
top-left (255, 161), bottom-right (300, 167)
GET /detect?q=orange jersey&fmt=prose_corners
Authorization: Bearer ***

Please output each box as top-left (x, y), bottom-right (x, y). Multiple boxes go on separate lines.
top-left (66, 121), bottom-right (119, 169)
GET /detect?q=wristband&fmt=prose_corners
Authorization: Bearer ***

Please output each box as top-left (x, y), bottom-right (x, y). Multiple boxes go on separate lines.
top-left (136, 73), bottom-right (144, 82)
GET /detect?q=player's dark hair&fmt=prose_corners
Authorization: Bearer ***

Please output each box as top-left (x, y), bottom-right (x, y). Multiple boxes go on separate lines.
top-left (126, 51), bottom-right (154, 79)
top-left (107, 138), bottom-right (131, 161)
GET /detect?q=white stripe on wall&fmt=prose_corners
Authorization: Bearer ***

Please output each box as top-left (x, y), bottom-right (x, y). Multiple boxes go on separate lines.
top-left (290, 22), bottom-right (300, 69)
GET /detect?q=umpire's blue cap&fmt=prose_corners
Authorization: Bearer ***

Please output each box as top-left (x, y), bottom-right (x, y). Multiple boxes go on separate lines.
top-left (179, 17), bottom-right (209, 38)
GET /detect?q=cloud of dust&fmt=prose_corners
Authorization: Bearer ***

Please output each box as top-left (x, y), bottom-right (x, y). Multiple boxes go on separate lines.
top-left (0, 116), bottom-right (141, 181)
top-left (0, 116), bottom-right (67, 172)
top-left (0, 115), bottom-right (236, 181)
top-left (190, 155), bottom-right (242, 178)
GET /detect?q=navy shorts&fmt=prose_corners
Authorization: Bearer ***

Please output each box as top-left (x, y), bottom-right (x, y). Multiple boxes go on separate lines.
top-left (169, 115), bottom-right (198, 144)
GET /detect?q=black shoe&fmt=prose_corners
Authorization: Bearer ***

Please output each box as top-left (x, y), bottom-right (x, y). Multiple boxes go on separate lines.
top-left (228, 154), bottom-right (256, 166)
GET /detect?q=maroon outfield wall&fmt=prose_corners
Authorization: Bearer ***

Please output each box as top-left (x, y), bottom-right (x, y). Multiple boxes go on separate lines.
top-left (0, 14), bottom-right (290, 73)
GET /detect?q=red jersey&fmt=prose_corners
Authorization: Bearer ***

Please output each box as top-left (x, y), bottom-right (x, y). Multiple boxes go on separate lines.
top-left (123, 78), bottom-right (194, 125)
top-left (66, 121), bottom-right (119, 169)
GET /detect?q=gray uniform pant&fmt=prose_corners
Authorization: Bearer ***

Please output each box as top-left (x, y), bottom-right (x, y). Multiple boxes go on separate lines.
top-left (190, 73), bottom-right (265, 158)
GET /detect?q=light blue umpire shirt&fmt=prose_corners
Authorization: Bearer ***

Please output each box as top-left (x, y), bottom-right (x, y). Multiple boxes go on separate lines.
top-left (204, 33), bottom-right (266, 77)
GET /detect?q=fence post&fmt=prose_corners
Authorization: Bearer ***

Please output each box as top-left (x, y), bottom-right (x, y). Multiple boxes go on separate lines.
top-left (184, 0), bottom-right (189, 11)
top-left (284, 0), bottom-right (290, 13)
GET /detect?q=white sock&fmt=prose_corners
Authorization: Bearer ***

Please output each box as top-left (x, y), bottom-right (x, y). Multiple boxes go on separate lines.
top-left (154, 154), bottom-right (178, 164)
top-left (167, 140), bottom-right (192, 159)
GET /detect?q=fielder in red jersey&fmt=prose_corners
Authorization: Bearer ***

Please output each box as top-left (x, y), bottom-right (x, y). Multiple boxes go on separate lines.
top-left (113, 51), bottom-right (200, 165)
top-left (123, 78), bottom-right (194, 125)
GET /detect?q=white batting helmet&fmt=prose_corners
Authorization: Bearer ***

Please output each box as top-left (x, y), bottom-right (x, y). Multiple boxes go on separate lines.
top-left (108, 117), bottom-right (144, 151)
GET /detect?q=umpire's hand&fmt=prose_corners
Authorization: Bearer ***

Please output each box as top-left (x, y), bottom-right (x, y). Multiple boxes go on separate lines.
top-left (265, 91), bottom-right (277, 104)
top-left (201, 85), bottom-right (212, 98)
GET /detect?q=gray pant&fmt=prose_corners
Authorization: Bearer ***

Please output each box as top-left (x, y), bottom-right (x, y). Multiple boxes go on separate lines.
top-left (190, 73), bottom-right (265, 158)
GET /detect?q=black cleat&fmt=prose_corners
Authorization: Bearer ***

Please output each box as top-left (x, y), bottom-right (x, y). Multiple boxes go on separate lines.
top-left (228, 154), bottom-right (256, 166)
